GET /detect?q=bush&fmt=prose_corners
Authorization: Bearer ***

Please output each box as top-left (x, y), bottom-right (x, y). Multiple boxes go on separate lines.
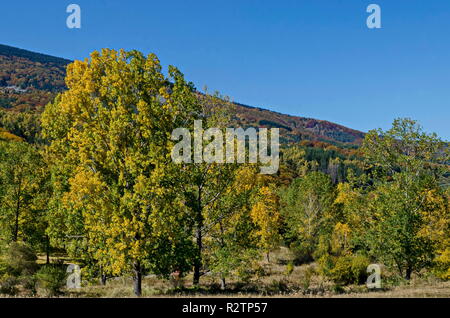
top-left (329, 255), bottom-right (370, 285)
top-left (21, 275), bottom-right (38, 295)
top-left (267, 279), bottom-right (290, 294)
top-left (0, 261), bottom-right (8, 278)
top-left (36, 265), bottom-right (67, 296)
top-left (433, 247), bottom-right (450, 280)
top-left (318, 254), bottom-right (370, 286)
top-left (0, 275), bottom-right (19, 295)
top-left (299, 265), bottom-right (316, 293)
top-left (317, 254), bottom-right (334, 278)
top-left (383, 272), bottom-right (407, 288)
top-left (284, 261), bottom-right (294, 276)
top-left (4, 242), bottom-right (38, 276)
top-left (290, 242), bottom-right (314, 265)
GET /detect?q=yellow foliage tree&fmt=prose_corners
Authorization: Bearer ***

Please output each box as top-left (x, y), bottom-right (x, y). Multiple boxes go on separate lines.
top-left (42, 49), bottom-right (198, 296)
top-left (418, 188), bottom-right (450, 280)
top-left (250, 185), bottom-right (282, 262)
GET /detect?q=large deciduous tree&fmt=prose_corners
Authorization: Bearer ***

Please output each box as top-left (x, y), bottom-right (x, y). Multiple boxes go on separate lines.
top-left (360, 118), bottom-right (449, 279)
top-left (42, 49), bottom-right (198, 296)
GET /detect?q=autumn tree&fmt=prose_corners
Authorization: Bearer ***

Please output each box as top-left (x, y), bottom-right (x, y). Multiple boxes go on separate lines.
top-left (41, 49), bottom-right (198, 296)
top-left (250, 185), bottom-right (282, 262)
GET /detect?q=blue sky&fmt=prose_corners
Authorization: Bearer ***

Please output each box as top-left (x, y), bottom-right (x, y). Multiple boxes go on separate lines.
top-left (1, 0), bottom-right (449, 139)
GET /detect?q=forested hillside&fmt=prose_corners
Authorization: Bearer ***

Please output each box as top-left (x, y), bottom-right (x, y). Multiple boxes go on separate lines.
top-left (234, 102), bottom-right (364, 145)
top-left (0, 44), bottom-right (69, 111)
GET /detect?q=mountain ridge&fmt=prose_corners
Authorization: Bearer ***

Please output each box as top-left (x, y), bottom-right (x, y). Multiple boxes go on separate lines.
top-left (0, 44), bottom-right (71, 66)
top-left (0, 44), bottom-right (364, 146)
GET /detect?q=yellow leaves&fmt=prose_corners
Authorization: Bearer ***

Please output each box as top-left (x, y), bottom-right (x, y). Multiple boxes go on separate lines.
top-left (41, 47), bottom-right (205, 278)
top-left (0, 128), bottom-right (24, 142)
top-left (333, 182), bottom-right (370, 233)
top-left (418, 188), bottom-right (450, 243)
top-left (233, 165), bottom-right (258, 192)
top-left (64, 169), bottom-right (106, 208)
top-left (250, 186), bottom-right (282, 252)
top-left (434, 246), bottom-right (450, 280)
top-left (158, 86), bottom-right (170, 101)
top-left (108, 248), bottom-right (127, 276)
top-left (331, 222), bottom-right (352, 255)
top-left (335, 183), bottom-right (352, 205)
top-left (65, 59), bottom-right (88, 89)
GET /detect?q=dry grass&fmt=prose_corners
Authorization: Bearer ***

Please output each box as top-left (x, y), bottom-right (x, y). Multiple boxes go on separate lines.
top-left (19, 248), bottom-right (450, 298)
top-left (330, 281), bottom-right (450, 298)
top-left (64, 247), bottom-right (450, 298)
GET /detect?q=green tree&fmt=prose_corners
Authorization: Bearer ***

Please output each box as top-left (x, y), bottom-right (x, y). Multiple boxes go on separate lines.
top-left (364, 175), bottom-right (438, 279)
top-left (280, 171), bottom-right (335, 263)
top-left (362, 118), bottom-right (448, 180)
top-left (205, 165), bottom-right (262, 289)
top-left (0, 110), bottom-right (42, 144)
top-left (174, 91), bottom-right (245, 286)
top-left (360, 118), bottom-right (450, 279)
top-left (0, 141), bottom-right (48, 244)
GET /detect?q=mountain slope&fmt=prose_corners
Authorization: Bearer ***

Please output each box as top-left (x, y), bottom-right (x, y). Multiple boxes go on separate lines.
top-left (0, 44), bottom-right (364, 146)
top-left (234, 102), bottom-right (364, 145)
top-left (0, 44), bottom-right (71, 66)
top-left (0, 44), bottom-right (69, 111)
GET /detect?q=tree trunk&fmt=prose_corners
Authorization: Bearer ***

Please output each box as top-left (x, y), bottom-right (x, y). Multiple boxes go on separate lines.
top-left (101, 274), bottom-right (107, 286)
top-left (405, 266), bottom-right (412, 280)
top-left (46, 235), bottom-right (50, 264)
top-left (133, 261), bottom-right (142, 296)
top-left (100, 266), bottom-right (107, 285)
top-left (193, 186), bottom-right (203, 286)
top-left (13, 196), bottom-right (20, 242)
top-left (12, 177), bottom-right (23, 242)
top-left (266, 252), bottom-right (270, 263)
top-left (193, 225), bottom-right (202, 285)
top-left (219, 222), bottom-right (226, 290)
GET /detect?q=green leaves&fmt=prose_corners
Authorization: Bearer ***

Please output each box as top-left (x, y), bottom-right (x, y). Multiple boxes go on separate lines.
top-left (0, 140), bottom-right (48, 244)
top-left (348, 118), bottom-right (450, 279)
top-left (362, 118), bottom-right (449, 181)
top-left (363, 176), bottom-right (436, 277)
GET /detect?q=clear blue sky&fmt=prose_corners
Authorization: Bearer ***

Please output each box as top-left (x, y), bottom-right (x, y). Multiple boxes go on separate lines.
top-left (1, 0), bottom-right (449, 139)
